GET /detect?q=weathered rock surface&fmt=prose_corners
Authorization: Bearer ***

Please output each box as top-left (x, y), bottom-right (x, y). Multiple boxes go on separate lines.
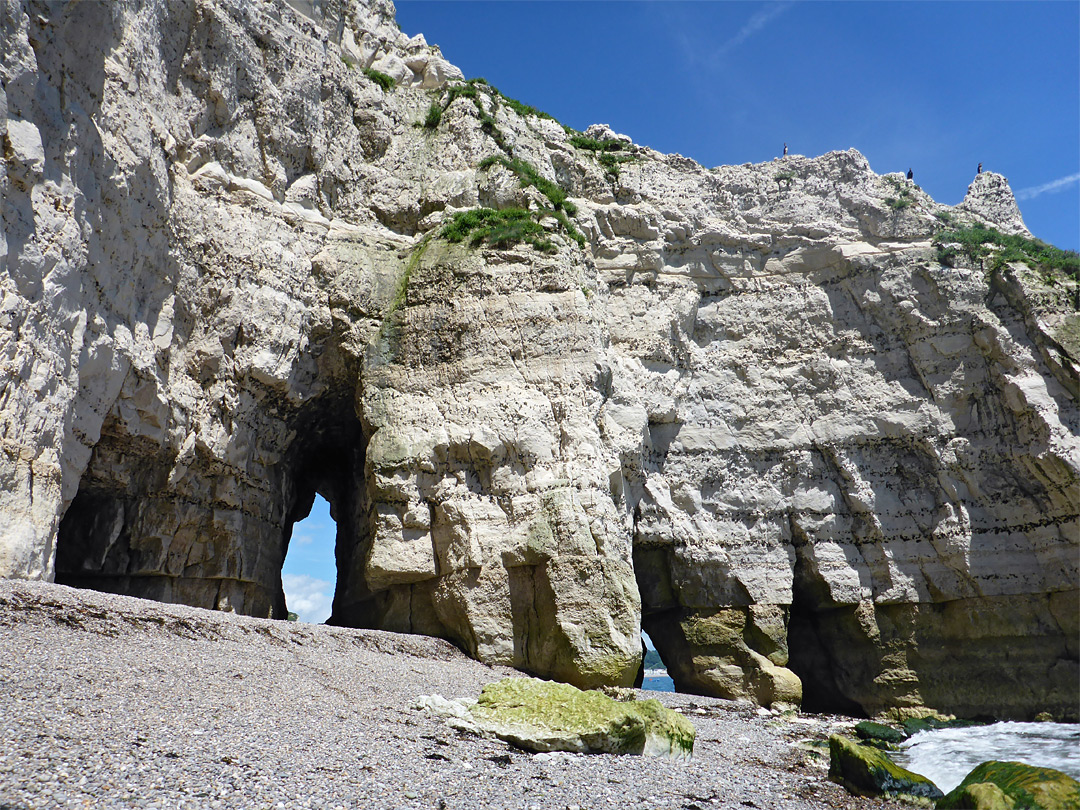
top-left (937, 760), bottom-right (1080, 810)
top-left (828, 734), bottom-right (943, 801)
top-left (1, 0), bottom-right (1077, 715)
top-left (418, 677), bottom-right (696, 759)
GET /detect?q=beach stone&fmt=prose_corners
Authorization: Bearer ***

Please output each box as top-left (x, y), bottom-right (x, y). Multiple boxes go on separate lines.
top-left (426, 677), bottom-right (695, 759)
top-left (937, 761), bottom-right (1080, 810)
top-left (939, 781), bottom-right (1016, 810)
top-left (853, 721), bottom-right (907, 746)
top-left (827, 734), bottom-right (943, 800)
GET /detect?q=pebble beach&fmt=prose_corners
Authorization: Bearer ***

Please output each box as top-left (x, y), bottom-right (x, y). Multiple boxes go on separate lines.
top-left (1, 581), bottom-right (910, 810)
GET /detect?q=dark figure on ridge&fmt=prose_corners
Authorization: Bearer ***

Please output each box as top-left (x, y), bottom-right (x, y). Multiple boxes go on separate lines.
top-left (783, 142), bottom-right (788, 156)
top-left (978, 162), bottom-right (983, 174)
top-left (907, 168), bottom-right (913, 181)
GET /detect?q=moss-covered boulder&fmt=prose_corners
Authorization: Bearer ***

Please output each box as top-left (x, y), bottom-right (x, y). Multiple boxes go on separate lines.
top-left (937, 761), bottom-right (1080, 810)
top-left (467, 677), bottom-right (695, 759)
top-left (828, 734), bottom-right (944, 800)
top-left (939, 781), bottom-right (1016, 809)
top-left (854, 720), bottom-right (907, 746)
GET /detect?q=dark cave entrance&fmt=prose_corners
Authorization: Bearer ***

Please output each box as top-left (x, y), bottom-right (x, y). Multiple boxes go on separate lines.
top-left (52, 391), bottom-right (379, 624)
top-left (786, 548), bottom-right (866, 716)
top-left (53, 422), bottom-right (188, 605)
top-left (275, 393), bottom-right (373, 627)
top-left (632, 546), bottom-right (685, 694)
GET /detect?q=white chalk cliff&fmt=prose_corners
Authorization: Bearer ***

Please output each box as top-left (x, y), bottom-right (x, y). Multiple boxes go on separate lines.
top-left (1, 0), bottom-right (1077, 718)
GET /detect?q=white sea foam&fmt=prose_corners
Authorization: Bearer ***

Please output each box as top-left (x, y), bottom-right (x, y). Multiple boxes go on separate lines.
top-left (893, 722), bottom-right (1080, 793)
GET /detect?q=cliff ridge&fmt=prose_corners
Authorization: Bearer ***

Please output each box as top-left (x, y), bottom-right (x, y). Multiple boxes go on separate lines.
top-left (1, 0), bottom-right (1076, 719)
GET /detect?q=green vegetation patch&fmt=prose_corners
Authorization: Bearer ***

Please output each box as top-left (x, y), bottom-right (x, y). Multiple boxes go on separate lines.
top-left (934, 222), bottom-right (1080, 284)
top-left (568, 135), bottom-right (640, 179)
top-left (386, 237), bottom-right (431, 321)
top-left (422, 101), bottom-right (443, 129)
top-left (419, 78), bottom-right (557, 147)
top-left (568, 135), bottom-right (625, 153)
top-left (377, 237), bottom-right (432, 358)
top-left (479, 155), bottom-right (575, 214)
top-left (883, 175), bottom-right (917, 211)
top-left (469, 155), bottom-right (586, 249)
top-left (549, 209), bottom-right (586, 246)
top-left (361, 67), bottom-right (396, 92)
top-left (420, 79), bottom-right (485, 130)
top-left (445, 80), bottom-right (481, 106)
top-left (937, 760), bottom-right (1080, 810)
top-left (774, 170), bottom-right (796, 192)
top-left (441, 208), bottom-right (555, 253)
top-left (499, 92), bottom-right (557, 122)
top-left (597, 152), bottom-right (639, 179)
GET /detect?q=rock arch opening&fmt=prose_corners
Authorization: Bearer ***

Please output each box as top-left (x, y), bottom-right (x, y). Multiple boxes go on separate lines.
top-left (280, 493), bottom-right (339, 623)
top-left (632, 546), bottom-right (685, 693)
top-left (786, 547), bottom-right (867, 716)
top-left (271, 392), bottom-right (374, 627)
top-left (53, 390), bottom-right (382, 625)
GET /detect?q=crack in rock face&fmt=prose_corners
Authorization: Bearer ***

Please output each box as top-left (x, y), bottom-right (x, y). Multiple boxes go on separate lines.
top-left (1, 0), bottom-right (1077, 718)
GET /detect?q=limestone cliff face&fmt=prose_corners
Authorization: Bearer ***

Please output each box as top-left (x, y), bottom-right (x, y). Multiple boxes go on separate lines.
top-left (2, 0), bottom-right (1076, 717)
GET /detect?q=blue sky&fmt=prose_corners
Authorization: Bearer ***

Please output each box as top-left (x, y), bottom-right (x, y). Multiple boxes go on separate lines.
top-left (391, 0), bottom-right (1079, 250)
top-left (284, 1), bottom-right (1080, 621)
top-left (281, 495), bottom-right (336, 622)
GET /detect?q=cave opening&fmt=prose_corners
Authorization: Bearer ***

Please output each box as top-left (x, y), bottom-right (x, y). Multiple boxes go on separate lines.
top-left (52, 390), bottom-right (377, 624)
top-left (633, 546), bottom-right (686, 694)
top-left (786, 549), bottom-right (866, 716)
top-left (279, 493), bottom-right (338, 623)
top-left (275, 393), bottom-right (372, 628)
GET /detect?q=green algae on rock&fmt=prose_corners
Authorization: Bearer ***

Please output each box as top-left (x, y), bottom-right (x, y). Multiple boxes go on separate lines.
top-left (467, 677), bottom-right (695, 759)
top-left (854, 720), bottom-right (907, 747)
top-left (937, 761), bottom-right (1080, 810)
top-left (828, 735), bottom-right (943, 801)
top-left (940, 781), bottom-right (1017, 810)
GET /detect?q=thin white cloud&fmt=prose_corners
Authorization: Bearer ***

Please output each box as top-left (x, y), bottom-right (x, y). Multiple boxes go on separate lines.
top-left (663, 1), bottom-right (793, 73)
top-left (282, 573), bottom-right (334, 624)
top-left (715, 2), bottom-right (793, 58)
top-left (292, 532), bottom-right (315, 546)
top-left (1015, 172), bottom-right (1080, 200)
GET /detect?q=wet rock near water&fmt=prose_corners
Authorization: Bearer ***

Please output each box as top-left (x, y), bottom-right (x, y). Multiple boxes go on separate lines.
top-left (828, 734), bottom-right (944, 802)
top-left (937, 761), bottom-right (1080, 810)
top-left (853, 721), bottom-right (907, 748)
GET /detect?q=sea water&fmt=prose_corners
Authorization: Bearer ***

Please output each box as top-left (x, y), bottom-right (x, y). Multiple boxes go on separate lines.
top-left (892, 722), bottom-right (1080, 793)
top-left (642, 669), bottom-right (675, 693)
top-left (638, 667), bottom-right (1078, 795)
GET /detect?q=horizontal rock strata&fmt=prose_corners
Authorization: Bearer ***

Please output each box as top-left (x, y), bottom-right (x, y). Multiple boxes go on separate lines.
top-left (1, 0), bottom-right (1076, 716)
